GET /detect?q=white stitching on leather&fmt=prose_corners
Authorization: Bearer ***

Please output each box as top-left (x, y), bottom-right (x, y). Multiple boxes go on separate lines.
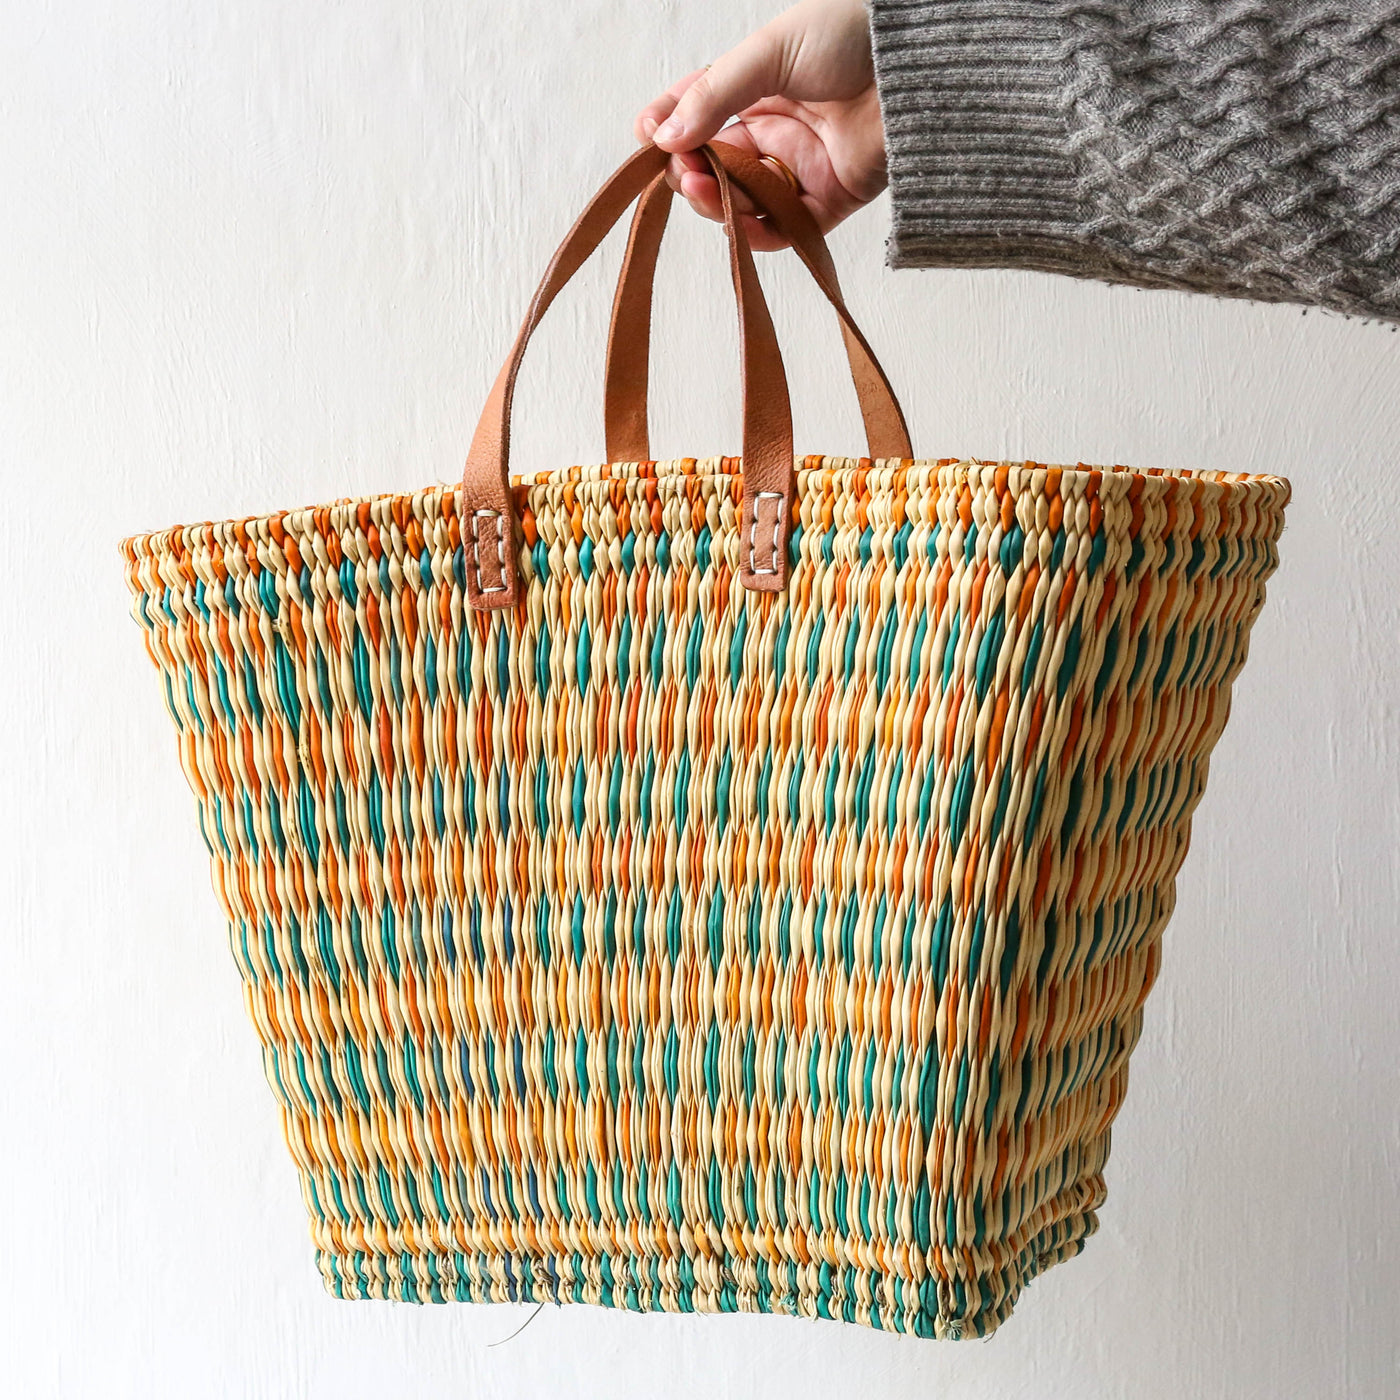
top-left (746, 492), bottom-right (784, 576)
top-left (472, 509), bottom-right (507, 592)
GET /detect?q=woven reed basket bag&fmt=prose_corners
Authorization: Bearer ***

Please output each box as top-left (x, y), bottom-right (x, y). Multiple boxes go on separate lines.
top-left (122, 141), bottom-right (1288, 1339)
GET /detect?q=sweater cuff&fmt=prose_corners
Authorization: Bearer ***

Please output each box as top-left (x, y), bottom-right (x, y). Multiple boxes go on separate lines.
top-left (868, 1), bottom-right (1086, 271)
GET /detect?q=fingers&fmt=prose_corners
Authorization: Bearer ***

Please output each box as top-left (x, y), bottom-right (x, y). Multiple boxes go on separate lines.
top-left (675, 167), bottom-right (754, 222)
top-left (631, 15), bottom-right (812, 246)
top-left (649, 28), bottom-right (790, 152)
top-left (664, 148), bottom-right (718, 190)
top-left (634, 69), bottom-right (705, 144)
top-left (672, 169), bottom-right (792, 252)
top-left (668, 135), bottom-right (760, 220)
top-left (636, 74), bottom-right (760, 218)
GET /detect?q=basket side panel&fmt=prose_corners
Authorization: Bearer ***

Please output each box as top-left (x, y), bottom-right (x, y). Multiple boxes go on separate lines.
top-left (120, 458), bottom-right (1286, 1339)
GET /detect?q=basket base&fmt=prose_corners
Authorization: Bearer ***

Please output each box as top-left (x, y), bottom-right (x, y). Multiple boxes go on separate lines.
top-left (312, 1195), bottom-right (1101, 1340)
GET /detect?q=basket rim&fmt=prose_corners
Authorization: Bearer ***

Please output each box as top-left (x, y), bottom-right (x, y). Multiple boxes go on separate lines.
top-left (119, 453), bottom-right (1291, 558)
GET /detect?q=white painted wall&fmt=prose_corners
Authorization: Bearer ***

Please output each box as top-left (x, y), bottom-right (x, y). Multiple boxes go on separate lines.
top-left (5, 2), bottom-right (1398, 1396)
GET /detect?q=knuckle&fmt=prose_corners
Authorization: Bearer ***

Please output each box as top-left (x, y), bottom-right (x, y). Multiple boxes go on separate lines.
top-left (681, 73), bottom-right (714, 113)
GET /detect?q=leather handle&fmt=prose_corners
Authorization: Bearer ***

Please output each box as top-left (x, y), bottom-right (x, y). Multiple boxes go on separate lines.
top-left (604, 145), bottom-right (912, 464)
top-left (603, 170), bottom-right (674, 467)
top-left (461, 141), bottom-right (796, 609)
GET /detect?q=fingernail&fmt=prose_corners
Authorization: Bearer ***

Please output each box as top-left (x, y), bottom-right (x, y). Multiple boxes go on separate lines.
top-left (654, 118), bottom-right (682, 143)
top-left (641, 117), bottom-right (658, 139)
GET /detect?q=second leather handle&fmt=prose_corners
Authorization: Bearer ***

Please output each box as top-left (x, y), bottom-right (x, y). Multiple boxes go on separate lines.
top-left (604, 144), bottom-right (912, 464)
top-left (461, 141), bottom-right (798, 609)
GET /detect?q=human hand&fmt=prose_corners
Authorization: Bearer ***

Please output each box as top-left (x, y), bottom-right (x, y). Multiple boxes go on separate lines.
top-left (634, 0), bottom-right (886, 250)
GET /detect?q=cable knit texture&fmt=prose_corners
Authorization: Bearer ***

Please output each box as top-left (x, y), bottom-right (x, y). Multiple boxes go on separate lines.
top-left (868, 1), bottom-right (1400, 319)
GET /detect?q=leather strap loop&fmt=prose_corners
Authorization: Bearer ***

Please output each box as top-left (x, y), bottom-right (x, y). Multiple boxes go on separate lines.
top-left (717, 150), bottom-right (795, 592)
top-left (604, 170), bottom-right (674, 466)
top-left (462, 143), bottom-right (674, 609)
top-left (604, 143), bottom-right (912, 464)
top-left (461, 141), bottom-right (896, 609)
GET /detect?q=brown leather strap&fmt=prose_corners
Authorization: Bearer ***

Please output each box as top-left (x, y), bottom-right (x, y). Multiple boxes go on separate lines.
top-left (604, 170), bottom-right (673, 465)
top-left (462, 144), bottom-right (669, 609)
top-left (461, 142), bottom-right (797, 608)
top-left (719, 149), bottom-right (795, 593)
top-left (604, 142), bottom-right (912, 464)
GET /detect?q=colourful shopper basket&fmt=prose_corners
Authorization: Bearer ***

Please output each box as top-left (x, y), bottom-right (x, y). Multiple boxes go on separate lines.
top-left (122, 141), bottom-right (1288, 1338)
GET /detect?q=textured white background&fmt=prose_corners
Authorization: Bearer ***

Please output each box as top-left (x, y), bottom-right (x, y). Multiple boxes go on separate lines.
top-left (5, 2), bottom-right (1398, 1396)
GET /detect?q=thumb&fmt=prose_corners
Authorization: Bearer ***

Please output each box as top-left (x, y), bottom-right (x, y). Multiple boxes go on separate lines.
top-left (653, 28), bottom-right (790, 150)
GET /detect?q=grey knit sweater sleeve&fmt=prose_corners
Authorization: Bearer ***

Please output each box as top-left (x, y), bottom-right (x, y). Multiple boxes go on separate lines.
top-left (867, 1), bottom-right (1400, 320)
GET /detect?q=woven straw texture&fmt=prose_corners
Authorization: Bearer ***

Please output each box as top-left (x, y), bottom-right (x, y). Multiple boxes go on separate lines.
top-left (122, 453), bottom-right (1287, 1338)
